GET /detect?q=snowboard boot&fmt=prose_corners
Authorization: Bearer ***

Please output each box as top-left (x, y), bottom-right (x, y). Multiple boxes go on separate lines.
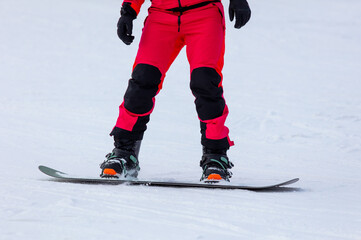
top-left (200, 147), bottom-right (233, 182)
top-left (100, 139), bottom-right (141, 178)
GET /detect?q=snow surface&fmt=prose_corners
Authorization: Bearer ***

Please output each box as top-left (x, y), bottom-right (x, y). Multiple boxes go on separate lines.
top-left (1, 0), bottom-right (361, 239)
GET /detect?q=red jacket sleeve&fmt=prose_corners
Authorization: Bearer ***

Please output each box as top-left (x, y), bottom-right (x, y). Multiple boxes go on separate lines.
top-left (123, 0), bottom-right (145, 15)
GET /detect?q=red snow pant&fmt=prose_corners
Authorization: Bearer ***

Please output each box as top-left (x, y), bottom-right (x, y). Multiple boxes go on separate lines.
top-left (111, 2), bottom-right (234, 150)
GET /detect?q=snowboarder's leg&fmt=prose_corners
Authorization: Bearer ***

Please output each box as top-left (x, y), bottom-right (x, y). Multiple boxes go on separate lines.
top-left (111, 9), bottom-right (185, 142)
top-left (101, 10), bottom-right (185, 178)
top-left (184, 3), bottom-right (234, 180)
top-left (185, 3), bottom-right (233, 150)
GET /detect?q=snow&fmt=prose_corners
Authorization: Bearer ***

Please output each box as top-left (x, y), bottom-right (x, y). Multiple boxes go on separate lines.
top-left (1, 0), bottom-right (361, 239)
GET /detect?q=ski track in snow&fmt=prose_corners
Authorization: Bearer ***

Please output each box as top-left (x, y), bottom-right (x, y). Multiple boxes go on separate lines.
top-left (1, 0), bottom-right (361, 239)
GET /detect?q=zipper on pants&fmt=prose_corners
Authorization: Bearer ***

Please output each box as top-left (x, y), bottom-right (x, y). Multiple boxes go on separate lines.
top-left (177, 0), bottom-right (182, 32)
top-left (177, 13), bottom-right (182, 32)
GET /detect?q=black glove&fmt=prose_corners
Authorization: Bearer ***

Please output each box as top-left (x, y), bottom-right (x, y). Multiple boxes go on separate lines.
top-left (229, 0), bottom-right (251, 29)
top-left (117, 3), bottom-right (137, 45)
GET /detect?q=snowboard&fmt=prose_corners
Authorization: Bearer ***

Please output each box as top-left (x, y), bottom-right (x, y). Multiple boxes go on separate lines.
top-left (39, 165), bottom-right (299, 190)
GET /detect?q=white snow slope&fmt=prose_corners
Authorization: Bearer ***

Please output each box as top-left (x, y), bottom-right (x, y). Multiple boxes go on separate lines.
top-left (1, 0), bottom-right (361, 239)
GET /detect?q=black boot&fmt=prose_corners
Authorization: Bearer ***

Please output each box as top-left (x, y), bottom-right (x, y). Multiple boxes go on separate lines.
top-left (100, 139), bottom-right (141, 178)
top-left (200, 147), bottom-right (233, 182)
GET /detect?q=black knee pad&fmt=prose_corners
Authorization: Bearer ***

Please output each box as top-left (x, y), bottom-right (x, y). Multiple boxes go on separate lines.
top-left (190, 67), bottom-right (225, 120)
top-left (124, 64), bottom-right (162, 114)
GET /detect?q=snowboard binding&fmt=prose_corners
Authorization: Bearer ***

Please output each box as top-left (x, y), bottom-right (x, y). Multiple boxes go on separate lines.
top-left (200, 147), bottom-right (234, 182)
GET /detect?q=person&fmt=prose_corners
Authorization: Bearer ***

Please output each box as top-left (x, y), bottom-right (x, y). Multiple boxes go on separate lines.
top-left (100, 0), bottom-right (251, 181)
